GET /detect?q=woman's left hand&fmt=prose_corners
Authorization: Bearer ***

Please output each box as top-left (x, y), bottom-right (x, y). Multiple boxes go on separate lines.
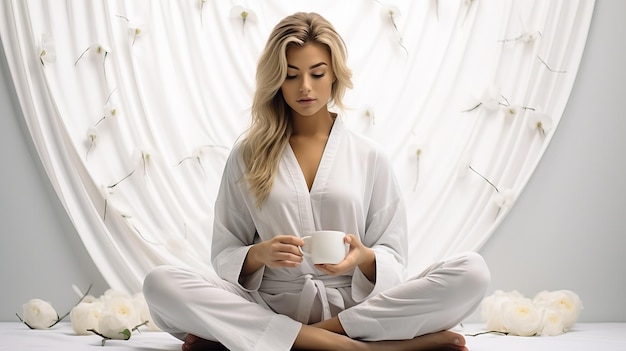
top-left (315, 234), bottom-right (376, 281)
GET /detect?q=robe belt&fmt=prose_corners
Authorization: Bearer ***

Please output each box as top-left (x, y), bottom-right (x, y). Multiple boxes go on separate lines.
top-left (260, 274), bottom-right (350, 324)
top-left (296, 274), bottom-right (345, 323)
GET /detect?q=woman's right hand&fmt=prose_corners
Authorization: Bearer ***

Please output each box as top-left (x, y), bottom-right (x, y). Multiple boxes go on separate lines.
top-left (242, 235), bottom-right (305, 274)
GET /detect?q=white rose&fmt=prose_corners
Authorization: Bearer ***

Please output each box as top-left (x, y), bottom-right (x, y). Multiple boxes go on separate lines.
top-left (100, 295), bottom-right (139, 330)
top-left (537, 307), bottom-right (565, 336)
top-left (97, 310), bottom-right (133, 340)
top-left (100, 289), bottom-right (131, 303)
top-left (533, 290), bottom-right (583, 331)
top-left (133, 293), bottom-right (160, 331)
top-left (500, 297), bottom-right (542, 336)
top-left (22, 299), bottom-right (58, 329)
top-left (70, 301), bottom-right (102, 335)
top-left (481, 290), bottom-right (524, 332)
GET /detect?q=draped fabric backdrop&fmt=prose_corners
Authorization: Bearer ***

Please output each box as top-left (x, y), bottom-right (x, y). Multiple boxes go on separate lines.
top-left (0, 0), bottom-right (594, 294)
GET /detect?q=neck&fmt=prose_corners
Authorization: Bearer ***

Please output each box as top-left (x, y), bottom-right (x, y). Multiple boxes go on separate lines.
top-left (291, 109), bottom-right (335, 137)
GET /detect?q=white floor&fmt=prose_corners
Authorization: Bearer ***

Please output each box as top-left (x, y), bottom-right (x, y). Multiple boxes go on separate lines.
top-left (1, 322), bottom-right (625, 350)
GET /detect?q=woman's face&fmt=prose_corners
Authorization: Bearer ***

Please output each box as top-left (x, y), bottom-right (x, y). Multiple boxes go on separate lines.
top-left (281, 42), bottom-right (335, 118)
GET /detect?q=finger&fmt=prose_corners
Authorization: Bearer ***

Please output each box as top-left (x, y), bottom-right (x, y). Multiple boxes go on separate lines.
top-left (315, 263), bottom-right (346, 275)
top-left (277, 235), bottom-right (305, 247)
top-left (278, 243), bottom-right (303, 257)
top-left (273, 251), bottom-right (303, 263)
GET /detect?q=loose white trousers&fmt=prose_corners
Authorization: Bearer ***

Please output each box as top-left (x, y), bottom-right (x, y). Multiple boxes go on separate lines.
top-left (143, 251), bottom-right (490, 351)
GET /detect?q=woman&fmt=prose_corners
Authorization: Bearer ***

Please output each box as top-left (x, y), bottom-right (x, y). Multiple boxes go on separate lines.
top-left (144, 12), bottom-right (490, 351)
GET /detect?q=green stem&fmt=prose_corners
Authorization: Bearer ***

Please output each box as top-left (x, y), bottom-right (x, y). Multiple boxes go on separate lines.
top-left (48, 283), bottom-right (93, 328)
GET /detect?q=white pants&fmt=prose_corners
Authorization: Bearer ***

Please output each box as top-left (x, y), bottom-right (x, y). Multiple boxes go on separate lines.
top-left (143, 251), bottom-right (490, 351)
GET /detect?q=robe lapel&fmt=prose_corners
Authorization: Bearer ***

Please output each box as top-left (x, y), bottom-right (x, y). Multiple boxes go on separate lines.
top-left (284, 118), bottom-right (344, 236)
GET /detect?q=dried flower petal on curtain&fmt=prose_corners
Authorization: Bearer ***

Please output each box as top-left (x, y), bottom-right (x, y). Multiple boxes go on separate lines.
top-left (463, 86), bottom-right (502, 113)
top-left (527, 110), bottom-right (554, 136)
top-left (38, 34), bottom-right (56, 66)
top-left (491, 188), bottom-right (516, 209)
top-left (116, 14), bottom-right (145, 47)
top-left (375, 2), bottom-right (407, 54)
top-left (74, 42), bottom-right (110, 66)
top-left (364, 107), bottom-right (376, 126)
top-left (85, 126), bottom-right (99, 160)
top-left (230, 6), bottom-right (256, 35)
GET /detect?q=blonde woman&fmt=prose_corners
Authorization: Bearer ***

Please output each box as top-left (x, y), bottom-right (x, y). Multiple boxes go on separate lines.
top-left (144, 12), bottom-right (490, 351)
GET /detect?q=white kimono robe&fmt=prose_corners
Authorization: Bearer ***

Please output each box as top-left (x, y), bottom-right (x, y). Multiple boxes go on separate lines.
top-left (143, 117), bottom-right (490, 351)
top-left (212, 117), bottom-right (408, 323)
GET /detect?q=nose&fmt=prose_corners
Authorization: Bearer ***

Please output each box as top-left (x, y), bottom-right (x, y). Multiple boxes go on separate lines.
top-left (299, 76), bottom-right (311, 93)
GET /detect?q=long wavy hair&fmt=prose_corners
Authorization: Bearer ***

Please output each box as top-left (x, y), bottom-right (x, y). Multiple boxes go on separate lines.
top-left (241, 12), bottom-right (353, 207)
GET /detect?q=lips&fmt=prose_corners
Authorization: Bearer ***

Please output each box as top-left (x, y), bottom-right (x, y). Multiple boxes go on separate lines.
top-left (297, 97), bottom-right (316, 105)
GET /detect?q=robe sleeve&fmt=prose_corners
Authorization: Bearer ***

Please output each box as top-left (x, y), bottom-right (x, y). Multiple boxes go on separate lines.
top-left (351, 148), bottom-right (408, 302)
top-left (211, 145), bottom-right (264, 292)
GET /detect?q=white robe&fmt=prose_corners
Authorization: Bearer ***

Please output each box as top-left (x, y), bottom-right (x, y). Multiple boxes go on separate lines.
top-left (143, 117), bottom-right (490, 350)
top-left (212, 117), bottom-right (408, 323)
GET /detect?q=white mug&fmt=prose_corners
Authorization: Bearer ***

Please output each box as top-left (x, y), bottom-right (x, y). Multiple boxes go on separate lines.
top-left (299, 230), bottom-right (348, 264)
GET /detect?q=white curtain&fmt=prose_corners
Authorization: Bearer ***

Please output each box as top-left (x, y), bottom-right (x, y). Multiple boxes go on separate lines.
top-left (0, 0), bottom-right (595, 294)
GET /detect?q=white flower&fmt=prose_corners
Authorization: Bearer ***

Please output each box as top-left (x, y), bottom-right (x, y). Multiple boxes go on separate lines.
top-left (75, 41), bottom-right (111, 66)
top-left (381, 4), bottom-right (402, 22)
top-left (533, 290), bottom-right (583, 331)
top-left (364, 106), bottom-right (376, 125)
top-left (481, 290), bottom-right (524, 332)
top-left (70, 301), bottom-right (102, 335)
top-left (537, 307), bottom-right (565, 336)
top-left (86, 126), bottom-right (99, 146)
top-left (492, 188), bottom-right (516, 208)
top-left (230, 6), bottom-right (256, 34)
top-left (130, 146), bottom-right (159, 177)
top-left (128, 21), bottom-right (145, 46)
top-left (88, 290), bottom-right (140, 340)
top-left (22, 299), bottom-right (58, 329)
top-left (90, 42), bottom-right (111, 56)
top-left (521, 30), bottom-right (541, 43)
top-left (97, 310), bottom-right (133, 340)
top-left (500, 297), bottom-right (542, 336)
top-left (39, 34), bottom-right (56, 66)
top-left (230, 6), bottom-right (256, 23)
top-left (102, 290), bottom-right (140, 326)
top-left (482, 289), bottom-right (582, 337)
top-left (480, 87), bottom-right (501, 112)
top-left (527, 110), bottom-right (554, 136)
top-left (502, 105), bottom-right (522, 118)
top-left (103, 102), bottom-right (118, 120)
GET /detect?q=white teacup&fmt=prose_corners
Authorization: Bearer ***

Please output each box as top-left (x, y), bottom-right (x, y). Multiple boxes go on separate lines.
top-left (299, 230), bottom-right (348, 264)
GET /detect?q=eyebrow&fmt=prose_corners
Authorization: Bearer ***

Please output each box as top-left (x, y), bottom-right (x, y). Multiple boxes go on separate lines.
top-left (287, 62), bottom-right (328, 70)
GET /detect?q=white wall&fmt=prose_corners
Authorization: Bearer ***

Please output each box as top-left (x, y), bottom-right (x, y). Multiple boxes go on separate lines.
top-left (1, 0), bottom-right (624, 323)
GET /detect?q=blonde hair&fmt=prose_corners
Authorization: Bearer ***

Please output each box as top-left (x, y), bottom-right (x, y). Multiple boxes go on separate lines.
top-left (241, 12), bottom-right (353, 207)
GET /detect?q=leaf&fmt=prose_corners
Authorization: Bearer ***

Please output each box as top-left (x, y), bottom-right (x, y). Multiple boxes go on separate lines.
top-left (120, 329), bottom-right (131, 340)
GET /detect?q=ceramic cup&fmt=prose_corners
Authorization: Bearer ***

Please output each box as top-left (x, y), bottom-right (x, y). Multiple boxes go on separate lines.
top-left (299, 230), bottom-right (348, 264)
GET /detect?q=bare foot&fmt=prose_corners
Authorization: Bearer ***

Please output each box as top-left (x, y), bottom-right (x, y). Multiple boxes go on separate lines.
top-left (364, 330), bottom-right (468, 351)
top-left (181, 334), bottom-right (227, 351)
